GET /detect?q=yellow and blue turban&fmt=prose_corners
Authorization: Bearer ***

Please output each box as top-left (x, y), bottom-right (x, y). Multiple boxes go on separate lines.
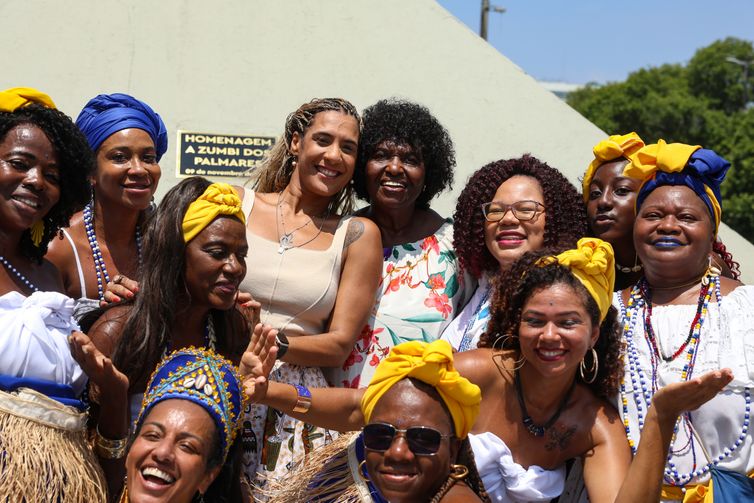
top-left (360, 340), bottom-right (481, 439)
top-left (0, 87), bottom-right (56, 112)
top-left (624, 140), bottom-right (730, 233)
top-left (75, 93), bottom-right (168, 160)
top-left (539, 238), bottom-right (615, 322)
top-left (182, 183), bottom-right (246, 243)
top-left (135, 347), bottom-right (244, 462)
top-left (582, 132), bottom-right (644, 202)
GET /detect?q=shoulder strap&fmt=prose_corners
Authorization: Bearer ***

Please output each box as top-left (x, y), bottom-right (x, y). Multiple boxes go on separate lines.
top-left (62, 229), bottom-right (87, 298)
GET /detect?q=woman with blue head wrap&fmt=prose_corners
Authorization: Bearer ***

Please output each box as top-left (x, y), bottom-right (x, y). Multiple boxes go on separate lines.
top-left (48, 93), bottom-right (167, 318)
top-left (618, 141), bottom-right (754, 501)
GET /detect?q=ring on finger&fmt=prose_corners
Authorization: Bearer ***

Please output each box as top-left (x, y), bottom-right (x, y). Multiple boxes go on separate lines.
top-left (113, 274), bottom-right (123, 285)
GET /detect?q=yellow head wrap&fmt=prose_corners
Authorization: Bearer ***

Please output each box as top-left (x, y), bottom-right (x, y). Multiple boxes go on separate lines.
top-left (540, 238), bottom-right (615, 322)
top-left (182, 183), bottom-right (246, 243)
top-left (0, 87), bottom-right (57, 112)
top-left (360, 340), bottom-right (481, 439)
top-left (582, 132), bottom-right (644, 202)
top-left (623, 139), bottom-right (701, 181)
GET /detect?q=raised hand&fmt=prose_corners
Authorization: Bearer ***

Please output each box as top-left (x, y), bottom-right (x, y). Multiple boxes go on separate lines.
top-left (652, 368), bottom-right (733, 419)
top-left (102, 274), bottom-right (139, 305)
top-left (69, 331), bottom-right (129, 398)
top-left (240, 323), bottom-right (278, 402)
top-left (237, 290), bottom-right (262, 329)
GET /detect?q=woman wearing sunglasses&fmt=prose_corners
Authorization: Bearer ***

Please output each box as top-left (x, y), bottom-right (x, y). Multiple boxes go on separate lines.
top-left (442, 155), bottom-right (586, 352)
top-left (255, 340), bottom-right (489, 502)
top-left (244, 239), bottom-right (730, 502)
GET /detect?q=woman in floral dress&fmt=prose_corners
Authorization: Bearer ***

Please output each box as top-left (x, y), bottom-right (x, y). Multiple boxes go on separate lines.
top-left (326, 98), bottom-right (474, 388)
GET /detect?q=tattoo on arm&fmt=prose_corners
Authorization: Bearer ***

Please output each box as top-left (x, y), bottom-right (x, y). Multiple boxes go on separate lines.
top-left (545, 425), bottom-right (576, 451)
top-left (344, 220), bottom-right (365, 248)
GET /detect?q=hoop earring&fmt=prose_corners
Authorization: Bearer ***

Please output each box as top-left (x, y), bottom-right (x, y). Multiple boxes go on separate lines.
top-left (579, 347), bottom-right (599, 384)
top-left (449, 464), bottom-right (469, 480)
top-left (358, 460), bottom-right (371, 483)
top-left (491, 334), bottom-right (525, 371)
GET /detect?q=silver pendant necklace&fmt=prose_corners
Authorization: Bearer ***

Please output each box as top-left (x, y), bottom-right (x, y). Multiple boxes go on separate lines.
top-left (275, 191), bottom-right (331, 254)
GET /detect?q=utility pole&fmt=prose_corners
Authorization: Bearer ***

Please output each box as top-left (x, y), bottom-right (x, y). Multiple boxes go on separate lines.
top-left (480, 0), bottom-right (506, 41)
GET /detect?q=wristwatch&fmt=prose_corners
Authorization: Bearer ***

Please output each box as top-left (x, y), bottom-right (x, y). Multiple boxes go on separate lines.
top-left (292, 384), bottom-right (312, 414)
top-left (275, 331), bottom-right (289, 360)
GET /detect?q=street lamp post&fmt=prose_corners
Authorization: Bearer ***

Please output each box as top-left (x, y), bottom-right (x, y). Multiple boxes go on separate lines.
top-left (726, 56), bottom-right (753, 109)
top-left (480, 0), bottom-right (506, 41)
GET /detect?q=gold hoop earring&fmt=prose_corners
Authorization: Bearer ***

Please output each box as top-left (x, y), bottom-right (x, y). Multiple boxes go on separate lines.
top-left (449, 464), bottom-right (469, 480)
top-left (358, 460), bottom-right (371, 483)
top-left (579, 347), bottom-right (599, 384)
top-left (491, 334), bottom-right (525, 371)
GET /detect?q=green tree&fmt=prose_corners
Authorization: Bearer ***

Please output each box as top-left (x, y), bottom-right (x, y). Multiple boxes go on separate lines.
top-left (567, 37), bottom-right (754, 242)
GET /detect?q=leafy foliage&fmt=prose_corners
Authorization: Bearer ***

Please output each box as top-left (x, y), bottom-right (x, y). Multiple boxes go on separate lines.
top-left (568, 38), bottom-right (754, 242)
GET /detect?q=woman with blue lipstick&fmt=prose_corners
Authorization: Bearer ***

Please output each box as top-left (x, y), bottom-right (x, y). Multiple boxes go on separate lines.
top-left (618, 141), bottom-right (754, 501)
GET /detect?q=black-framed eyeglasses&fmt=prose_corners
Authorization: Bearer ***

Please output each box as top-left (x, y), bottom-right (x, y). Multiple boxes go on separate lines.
top-left (362, 422), bottom-right (451, 456)
top-left (481, 200), bottom-right (545, 222)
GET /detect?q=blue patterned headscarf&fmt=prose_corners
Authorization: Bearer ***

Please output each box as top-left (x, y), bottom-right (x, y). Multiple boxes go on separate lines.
top-left (75, 93), bottom-right (168, 160)
top-left (625, 141), bottom-right (730, 234)
top-left (135, 347), bottom-right (244, 462)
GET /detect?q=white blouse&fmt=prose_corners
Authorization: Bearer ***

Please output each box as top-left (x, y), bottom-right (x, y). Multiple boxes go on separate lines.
top-left (617, 285), bottom-right (754, 488)
top-left (469, 432), bottom-right (566, 502)
top-left (0, 291), bottom-right (86, 396)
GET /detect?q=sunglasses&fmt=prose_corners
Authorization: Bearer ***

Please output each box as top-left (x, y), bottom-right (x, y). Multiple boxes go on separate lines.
top-left (362, 422), bottom-right (451, 455)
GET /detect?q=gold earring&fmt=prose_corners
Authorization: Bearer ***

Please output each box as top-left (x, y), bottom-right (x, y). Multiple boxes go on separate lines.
top-left (579, 347), bottom-right (599, 384)
top-left (31, 220), bottom-right (45, 247)
top-left (358, 460), bottom-right (371, 483)
top-left (449, 464), bottom-right (469, 480)
top-left (492, 333), bottom-right (525, 371)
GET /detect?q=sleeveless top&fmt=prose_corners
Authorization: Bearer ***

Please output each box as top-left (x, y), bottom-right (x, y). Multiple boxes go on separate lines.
top-left (60, 229), bottom-right (101, 320)
top-left (238, 189), bottom-right (350, 335)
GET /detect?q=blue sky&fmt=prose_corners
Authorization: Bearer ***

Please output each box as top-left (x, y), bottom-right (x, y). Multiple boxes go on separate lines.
top-left (438, 0), bottom-right (754, 84)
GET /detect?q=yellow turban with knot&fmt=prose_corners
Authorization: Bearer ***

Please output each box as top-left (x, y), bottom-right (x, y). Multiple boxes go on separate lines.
top-left (182, 183), bottom-right (246, 243)
top-left (540, 238), bottom-right (615, 322)
top-left (582, 132), bottom-right (644, 202)
top-left (623, 139), bottom-right (700, 181)
top-left (360, 340), bottom-right (481, 439)
top-left (0, 87), bottom-right (57, 112)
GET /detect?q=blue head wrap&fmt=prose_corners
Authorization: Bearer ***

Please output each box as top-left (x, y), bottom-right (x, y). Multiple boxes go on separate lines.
top-left (135, 347), bottom-right (244, 463)
top-left (627, 142), bottom-right (730, 233)
top-left (75, 93), bottom-right (168, 161)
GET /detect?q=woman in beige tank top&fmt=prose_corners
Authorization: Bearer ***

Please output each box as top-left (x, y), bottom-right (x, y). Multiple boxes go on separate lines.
top-left (234, 98), bottom-right (382, 491)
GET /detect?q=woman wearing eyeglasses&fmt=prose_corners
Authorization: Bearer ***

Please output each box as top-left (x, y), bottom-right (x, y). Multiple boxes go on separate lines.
top-left (442, 155), bottom-right (586, 352)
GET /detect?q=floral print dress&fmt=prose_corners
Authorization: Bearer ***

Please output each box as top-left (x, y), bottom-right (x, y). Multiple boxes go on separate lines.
top-left (325, 219), bottom-right (474, 388)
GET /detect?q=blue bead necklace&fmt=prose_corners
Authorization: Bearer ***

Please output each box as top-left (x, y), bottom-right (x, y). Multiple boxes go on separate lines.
top-left (0, 255), bottom-right (39, 293)
top-left (84, 202), bottom-right (142, 301)
top-left (619, 273), bottom-right (751, 486)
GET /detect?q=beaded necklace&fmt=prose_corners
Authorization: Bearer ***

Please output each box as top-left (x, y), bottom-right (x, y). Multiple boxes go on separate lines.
top-left (84, 202), bottom-right (142, 301)
top-left (619, 273), bottom-right (752, 485)
top-left (0, 255), bottom-right (39, 293)
top-left (161, 316), bottom-right (216, 359)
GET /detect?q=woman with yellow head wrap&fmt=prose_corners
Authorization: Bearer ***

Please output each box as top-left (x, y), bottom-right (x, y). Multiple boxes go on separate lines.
top-left (243, 237), bottom-right (729, 502)
top-left (617, 141), bottom-right (754, 501)
top-left (85, 177), bottom-right (251, 497)
top-left (582, 133), bottom-right (646, 291)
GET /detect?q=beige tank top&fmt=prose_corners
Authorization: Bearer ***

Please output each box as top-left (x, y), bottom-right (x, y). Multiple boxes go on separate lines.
top-left (238, 189), bottom-right (350, 336)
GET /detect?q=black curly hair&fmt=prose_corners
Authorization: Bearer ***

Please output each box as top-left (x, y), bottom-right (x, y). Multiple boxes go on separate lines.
top-left (0, 104), bottom-right (93, 262)
top-left (453, 155), bottom-right (587, 279)
top-left (354, 98), bottom-right (455, 208)
top-left (480, 249), bottom-right (623, 401)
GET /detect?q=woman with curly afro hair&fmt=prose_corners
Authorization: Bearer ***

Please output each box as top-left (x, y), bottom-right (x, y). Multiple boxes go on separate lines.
top-left (442, 155), bottom-right (586, 351)
top-left (327, 98), bottom-right (474, 389)
top-left (0, 88), bottom-right (119, 501)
